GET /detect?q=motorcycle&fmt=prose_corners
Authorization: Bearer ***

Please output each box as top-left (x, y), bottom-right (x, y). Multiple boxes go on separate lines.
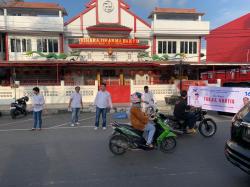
top-left (109, 108), bottom-right (177, 155)
top-left (159, 108), bottom-right (217, 138)
top-left (10, 96), bottom-right (29, 119)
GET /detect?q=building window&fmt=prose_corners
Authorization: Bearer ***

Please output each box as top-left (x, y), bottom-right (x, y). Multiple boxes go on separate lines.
top-left (167, 41), bottom-right (176, 54)
top-left (22, 39), bottom-right (32, 52)
top-left (10, 38), bottom-right (21, 52)
top-left (158, 41), bottom-right (162, 53)
top-left (37, 38), bottom-right (59, 53)
top-left (53, 40), bottom-right (58, 53)
top-left (158, 41), bottom-right (176, 54)
top-left (181, 41), bottom-right (197, 54)
top-left (163, 41), bottom-right (167, 53)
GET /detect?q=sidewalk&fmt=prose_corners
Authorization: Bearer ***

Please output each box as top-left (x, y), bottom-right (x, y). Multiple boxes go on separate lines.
top-left (0, 101), bottom-right (172, 116)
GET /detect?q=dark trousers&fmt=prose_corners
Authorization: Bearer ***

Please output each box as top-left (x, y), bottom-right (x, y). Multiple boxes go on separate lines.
top-left (33, 111), bottom-right (42, 129)
top-left (95, 107), bottom-right (107, 127)
top-left (183, 112), bottom-right (196, 129)
top-left (71, 108), bottom-right (80, 124)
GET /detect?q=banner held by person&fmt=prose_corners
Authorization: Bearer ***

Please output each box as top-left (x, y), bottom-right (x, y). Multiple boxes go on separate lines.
top-left (188, 86), bottom-right (250, 113)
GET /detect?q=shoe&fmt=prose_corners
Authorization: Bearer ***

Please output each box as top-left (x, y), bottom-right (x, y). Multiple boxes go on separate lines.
top-left (94, 127), bottom-right (98, 130)
top-left (38, 128), bottom-right (42, 131)
top-left (186, 128), bottom-right (197, 134)
top-left (76, 122), bottom-right (80, 125)
top-left (146, 143), bottom-right (154, 148)
top-left (70, 124), bottom-right (75, 127)
top-left (103, 127), bottom-right (107, 130)
top-left (30, 128), bottom-right (36, 131)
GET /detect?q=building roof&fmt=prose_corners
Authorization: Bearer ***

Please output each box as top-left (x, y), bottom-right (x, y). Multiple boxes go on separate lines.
top-left (87, 24), bottom-right (132, 32)
top-left (148, 7), bottom-right (204, 18)
top-left (0, 2), bottom-right (67, 15)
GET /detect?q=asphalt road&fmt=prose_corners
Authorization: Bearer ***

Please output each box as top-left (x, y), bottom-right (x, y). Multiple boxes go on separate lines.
top-left (0, 112), bottom-right (249, 187)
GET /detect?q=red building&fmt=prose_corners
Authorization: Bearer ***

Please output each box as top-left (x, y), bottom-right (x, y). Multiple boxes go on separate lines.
top-left (203, 13), bottom-right (250, 84)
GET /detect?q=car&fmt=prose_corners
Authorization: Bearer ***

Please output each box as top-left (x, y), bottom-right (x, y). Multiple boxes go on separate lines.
top-left (225, 103), bottom-right (250, 174)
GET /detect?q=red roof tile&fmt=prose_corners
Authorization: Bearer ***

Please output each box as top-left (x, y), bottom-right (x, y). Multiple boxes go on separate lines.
top-left (148, 7), bottom-right (204, 18)
top-left (1, 2), bottom-right (67, 15)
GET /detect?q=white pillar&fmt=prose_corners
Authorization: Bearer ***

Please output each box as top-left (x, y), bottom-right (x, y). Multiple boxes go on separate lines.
top-left (130, 79), bottom-right (134, 94)
top-left (217, 79), bottom-right (221, 87)
top-left (154, 14), bottom-right (157, 22)
top-left (59, 10), bottom-right (62, 17)
top-left (4, 9), bottom-right (7, 16)
top-left (60, 80), bottom-right (65, 86)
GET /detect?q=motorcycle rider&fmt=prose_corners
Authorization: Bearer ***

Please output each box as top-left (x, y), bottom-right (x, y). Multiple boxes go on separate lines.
top-left (130, 92), bottom-right (156, 148)
top-left (174, 90), bottom-right (196, 134)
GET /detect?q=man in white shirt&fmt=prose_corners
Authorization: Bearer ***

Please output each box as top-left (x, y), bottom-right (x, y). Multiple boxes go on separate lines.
top-left (94, 83), bottom-right (112, 130)
top-left (142, 86), bottom-right (156, 112)
top-left (68, 86), bottom-right (83, 127)
top-left (31, 87), bottom-right (45, 131)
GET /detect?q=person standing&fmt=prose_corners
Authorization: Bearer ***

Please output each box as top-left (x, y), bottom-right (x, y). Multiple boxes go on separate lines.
top-left (31, 87), bottom-right (45, 131)
top-left (94, 83), bottom-right (112, 130)
top-left (68, 86), bottom-right (83, 127)
top-left (142, 86), bottom-right (156, 112)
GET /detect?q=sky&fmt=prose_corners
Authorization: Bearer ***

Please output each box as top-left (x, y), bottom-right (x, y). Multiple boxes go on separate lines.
top-left (26, 0), bottom-right (250, 29)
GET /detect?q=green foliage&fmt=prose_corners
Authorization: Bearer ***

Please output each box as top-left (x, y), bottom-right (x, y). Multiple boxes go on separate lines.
top-left (175, 53), bottom-right (187, 60)
top-left (152, 54), bottom-right (161, 61)
top-left (160, 54), bottom-right (169, 61)
top-left (25, 51), bottom-right (78, 59)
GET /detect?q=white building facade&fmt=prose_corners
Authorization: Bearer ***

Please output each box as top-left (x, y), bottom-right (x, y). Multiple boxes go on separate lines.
top-left (0, 0), bottom-right (210, 103)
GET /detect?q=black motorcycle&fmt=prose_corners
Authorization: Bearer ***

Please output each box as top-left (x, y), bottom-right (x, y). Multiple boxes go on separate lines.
top-left (10, 96), bottom-right (29, 119)
top-left (159, 108), bottom-right (217, 137)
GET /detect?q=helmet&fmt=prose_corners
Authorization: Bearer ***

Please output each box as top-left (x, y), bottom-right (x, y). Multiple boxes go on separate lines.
top-left (131, 92), bottom-right (142, 104)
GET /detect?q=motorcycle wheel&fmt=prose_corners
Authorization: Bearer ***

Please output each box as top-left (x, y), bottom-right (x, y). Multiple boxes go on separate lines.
top-left (109, 134), bottom-right (128, 155)
top-left (198, 118), bottom-right (217, 138)
top-left (10, 110), bottom-right (16, 119)
top-left (160, 137), bottom-right (176, 153)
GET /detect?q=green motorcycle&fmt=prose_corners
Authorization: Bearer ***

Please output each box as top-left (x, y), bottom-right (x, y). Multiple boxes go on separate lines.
top-left (109, 109), bottom-right (177, 155)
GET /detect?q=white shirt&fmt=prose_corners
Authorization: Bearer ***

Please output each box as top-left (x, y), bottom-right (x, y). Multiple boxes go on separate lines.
top-left (142, 91), bottom-right (155, 108)
top-left (70, 92), bottom-right (82, 108)
top-left (32, 94), bottom-right (45, 112)
top-left (94, 91), bottom-right (112, 109)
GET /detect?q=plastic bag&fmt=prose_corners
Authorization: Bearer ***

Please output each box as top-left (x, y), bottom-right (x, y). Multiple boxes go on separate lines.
top-left (112, 112), bottom-right (128, 119)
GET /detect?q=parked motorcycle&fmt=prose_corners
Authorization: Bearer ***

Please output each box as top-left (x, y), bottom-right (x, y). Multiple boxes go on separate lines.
top-left (159, 108), bottom-right (217, 138)
top-left (10, 96), bottom-right (29, 119)
top-left (109, 109), bottom-right (177, 155)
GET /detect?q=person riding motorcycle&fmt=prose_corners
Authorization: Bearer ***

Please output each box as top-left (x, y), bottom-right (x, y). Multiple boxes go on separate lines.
top-left (173, 90), bottom-right (196, 134)
top-left (130, 92), bottom-right (156, 148)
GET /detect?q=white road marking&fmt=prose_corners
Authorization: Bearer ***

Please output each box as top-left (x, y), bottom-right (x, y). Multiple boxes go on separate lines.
top-left (48, 116), bottom-right (96, 129)
top-left (0, 125), bottom-right (112, 133)
top-left (0, 115), bottom-right (52, 127)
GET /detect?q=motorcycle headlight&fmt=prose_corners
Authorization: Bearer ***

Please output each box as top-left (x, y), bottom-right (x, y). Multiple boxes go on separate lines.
top-left (164, 119), bottom-right (170, 124)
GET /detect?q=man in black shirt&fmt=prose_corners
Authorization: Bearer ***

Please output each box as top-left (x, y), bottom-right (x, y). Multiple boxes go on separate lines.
top-left (174, 90), bottom-right (196, 134)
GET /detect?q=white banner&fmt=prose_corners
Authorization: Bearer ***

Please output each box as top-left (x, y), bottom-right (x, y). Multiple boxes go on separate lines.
top-left (188, 86), bottom-right (250, 113)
